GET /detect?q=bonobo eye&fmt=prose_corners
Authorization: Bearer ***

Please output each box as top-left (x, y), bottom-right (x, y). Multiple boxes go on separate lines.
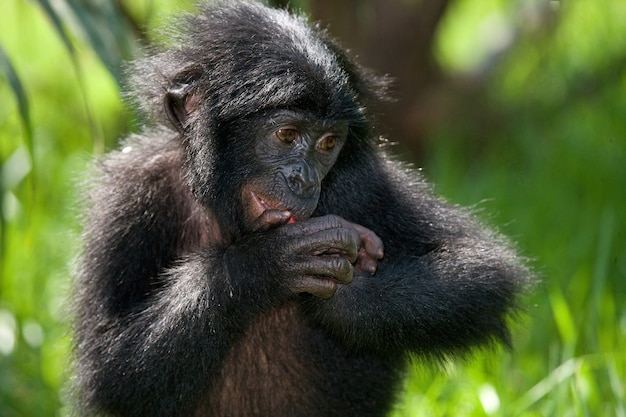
top-left (275, 127), bottom-right (300, 144)
top-left (318, 134), bottom-right (338, 151)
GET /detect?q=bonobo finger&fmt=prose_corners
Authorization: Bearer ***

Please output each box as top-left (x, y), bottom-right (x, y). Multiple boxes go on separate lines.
top-left (336, 219), bottom-right (384, 260)
top-left (252, 209), bottom-right (292, 232)
top-left (284, 214), bottom-right (346, 235)
top-left (290, 277), bottom-right (338, 299)
top-left (293, 228), bottom-right (359, 262)
top-left (300, 256), bottom-right (354, 285)
top-left (354, 247), bottom-right (379, 275)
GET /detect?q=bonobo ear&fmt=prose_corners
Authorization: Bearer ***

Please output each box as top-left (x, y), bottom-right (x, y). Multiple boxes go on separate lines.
top-left (164, 71), bottom-right (202, 132)
top-left (164, 84), bottom-right (201, 132)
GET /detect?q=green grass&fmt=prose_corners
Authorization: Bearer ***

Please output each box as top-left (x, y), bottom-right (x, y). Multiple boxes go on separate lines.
top-left (390, 79), bottom-right (626, 416)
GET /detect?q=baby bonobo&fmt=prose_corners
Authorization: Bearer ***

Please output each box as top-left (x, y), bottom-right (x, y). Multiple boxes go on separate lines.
top-left (72, 2), bottom-right (531, 417)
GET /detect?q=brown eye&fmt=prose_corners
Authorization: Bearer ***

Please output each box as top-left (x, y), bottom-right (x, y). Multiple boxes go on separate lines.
top-left (275, 128), bottom-right (299, 144)
top-left (319, 135), bottom-right (338, 151)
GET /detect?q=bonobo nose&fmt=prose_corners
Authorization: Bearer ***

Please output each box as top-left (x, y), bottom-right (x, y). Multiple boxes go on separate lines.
top-left (286, 162), bottom-right (317, 198)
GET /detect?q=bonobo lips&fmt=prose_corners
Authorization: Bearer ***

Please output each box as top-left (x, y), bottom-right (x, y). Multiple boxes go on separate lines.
top-left (250, 192), bottom-right (297, 223)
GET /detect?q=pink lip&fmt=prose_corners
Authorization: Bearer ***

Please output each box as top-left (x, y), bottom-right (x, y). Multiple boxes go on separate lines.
top-left (250, 192), bottom-right (297, 223)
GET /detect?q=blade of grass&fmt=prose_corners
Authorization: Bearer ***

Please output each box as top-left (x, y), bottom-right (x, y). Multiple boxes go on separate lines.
top-left (0, 45), bottom-right (34, 283)
top-left (32, 0), bottom-right (115, 153)
top-left (607, 357), bottom-right (626, 417)
top-left (511, 357), bottom-right (578, 412)
top-left (0, 45), bottom-right (33, 156)
top-left (32, 0), bottom-right (76, 55)
top-left (590, 207), bottom-right (613, 332)
top-left (65, 0), bottom-right (137, 85)
top-left (549, 285), bottom-right (577, 351)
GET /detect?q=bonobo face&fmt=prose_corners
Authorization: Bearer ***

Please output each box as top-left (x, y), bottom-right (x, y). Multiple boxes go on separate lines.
top-left (241, 110), bottom-right (347, 230)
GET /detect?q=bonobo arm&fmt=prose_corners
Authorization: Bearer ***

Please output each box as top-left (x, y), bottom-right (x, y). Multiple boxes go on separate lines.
top-left (74, 142), bottom-right (252, 416)
top-left (308, 152), bottom-right (531, 357)
top-left (75, 251), bottom-right (242, 417)
top-left (73, 139), bottom-right (369, 417)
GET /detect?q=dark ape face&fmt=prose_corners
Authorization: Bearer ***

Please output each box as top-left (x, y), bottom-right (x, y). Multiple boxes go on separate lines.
top-left (239, 110), bottom-right (348, 230)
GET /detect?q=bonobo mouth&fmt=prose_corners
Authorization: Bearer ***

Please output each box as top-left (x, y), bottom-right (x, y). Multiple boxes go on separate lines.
top-left (250, 192), bottom-right (298, 224)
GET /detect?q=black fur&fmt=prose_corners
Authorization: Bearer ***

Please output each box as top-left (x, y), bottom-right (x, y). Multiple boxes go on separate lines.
top-left (72, 2), bottom-right (531, 416)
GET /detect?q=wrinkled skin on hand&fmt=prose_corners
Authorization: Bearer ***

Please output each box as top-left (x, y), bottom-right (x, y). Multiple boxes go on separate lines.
top-left (239, 211), bottom-right (384, 299)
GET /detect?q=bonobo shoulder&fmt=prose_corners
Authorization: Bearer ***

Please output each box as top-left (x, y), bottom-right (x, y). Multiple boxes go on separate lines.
top-left (98, 130), bottom-right (182, 179)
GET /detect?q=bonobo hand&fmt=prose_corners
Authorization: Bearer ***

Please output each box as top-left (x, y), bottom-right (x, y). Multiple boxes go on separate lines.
top-left (236, 211), bottom-right (384, 299)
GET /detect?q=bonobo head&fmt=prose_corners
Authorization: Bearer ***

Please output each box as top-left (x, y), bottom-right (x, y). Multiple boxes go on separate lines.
top-left (130, 2), bottom-right (385, 241)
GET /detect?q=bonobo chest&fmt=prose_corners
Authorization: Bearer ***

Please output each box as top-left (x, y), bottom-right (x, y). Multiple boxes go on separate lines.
top-left (197, 303), bottom-right (313, 415)
top-left (196, 302), bottom-right (399, 417)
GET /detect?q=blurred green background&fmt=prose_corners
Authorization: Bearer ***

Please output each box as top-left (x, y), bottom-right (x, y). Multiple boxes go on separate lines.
top-left (0, 0), bottom-right (624, 416)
